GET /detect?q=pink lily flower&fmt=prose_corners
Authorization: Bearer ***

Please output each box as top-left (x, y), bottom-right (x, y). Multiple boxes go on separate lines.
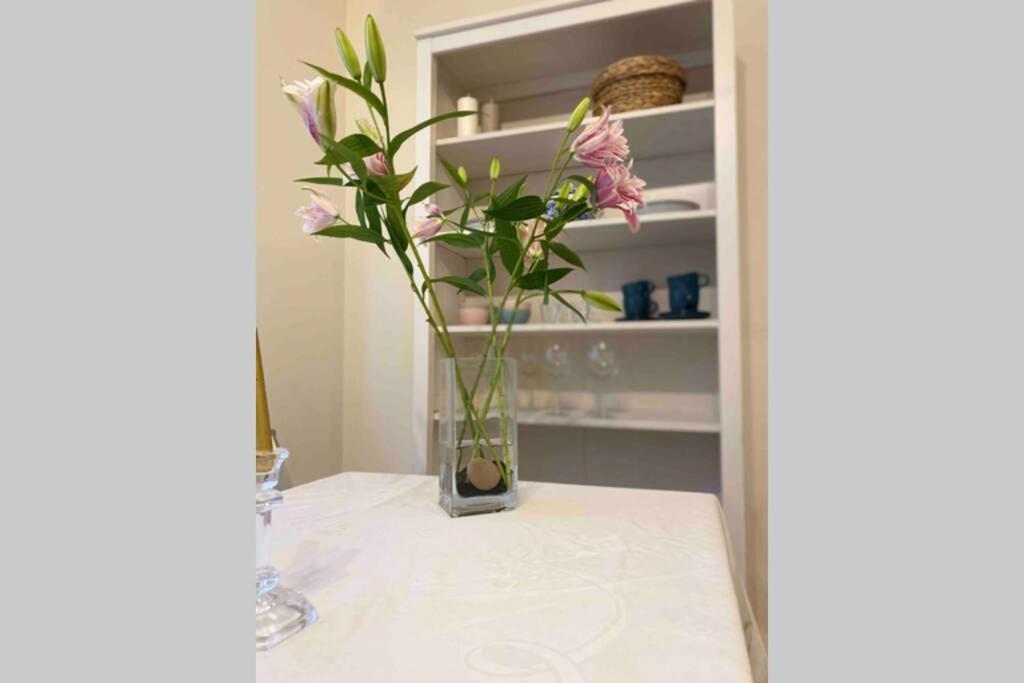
top-left (281, 77), bottom-right (335, 149)
top-left (296, 187), bottom-right (340, 234)
top-left (592, 161), bottom-right (647, 233)
top-left (412, 203), bottom-right (444, 243)
top-left (366, 151), bottom-right (390, 176)
top-left (570, 107), bottom-right (629, 168)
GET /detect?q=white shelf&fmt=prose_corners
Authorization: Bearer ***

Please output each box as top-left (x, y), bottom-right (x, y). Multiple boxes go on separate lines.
top-left (448, 319), bottom-right (717, 336)
top-left (433, 409), bottom-right (720, 434)
top-left (438, 210), bottom-right (716, 257)
top-left (519, 410), bottom-right (721, 434)
top-left (430, 1), bottom-right (712, 91)
top-left (436, 101), bottom-right (715, 178)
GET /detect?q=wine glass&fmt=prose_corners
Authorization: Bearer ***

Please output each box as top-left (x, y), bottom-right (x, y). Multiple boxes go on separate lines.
top-left (519, 348), bottom-right (541, 412)
top-left (586, 340), bottom-right (619, 418)
top-left (542, 342), bottom-right (571, 416)
top-left (540, 299), bottom-right (568, 324)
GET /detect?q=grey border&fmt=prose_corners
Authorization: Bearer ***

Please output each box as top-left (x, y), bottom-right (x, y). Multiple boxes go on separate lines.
top-left (771, 1), bottom-right (1024, 679)
top-left (2, 0), bottom-right (253, 678)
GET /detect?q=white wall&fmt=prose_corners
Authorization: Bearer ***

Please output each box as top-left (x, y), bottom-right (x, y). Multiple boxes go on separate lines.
top-left (735, 0), bottom-right (768, 642)
top-left (256, 0), bottom-right (347, 487)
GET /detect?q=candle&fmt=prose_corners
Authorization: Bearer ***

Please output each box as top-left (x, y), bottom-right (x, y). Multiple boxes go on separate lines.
top-left (256, 330), bottom-right (274, 454)
top-left (456, 94), bottom-right (479, 137)
top-left (481, 98), bottom-right (500, 132)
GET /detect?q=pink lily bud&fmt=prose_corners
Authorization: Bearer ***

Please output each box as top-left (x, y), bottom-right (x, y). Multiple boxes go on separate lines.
top-left (295, 187), bottom-right (340, 234)
top-left (412, 203), bottom-right (444, 243)
top-left (516, 223), bottom-right (545, 262)
top-left (592, 161), bottom-right (647, 233)
top-left (570, 107), bottom-right (630, 168)
top-left (366, 151), bottom-right (390, 176)
top-left (282, 77), bottom-right (331, 149)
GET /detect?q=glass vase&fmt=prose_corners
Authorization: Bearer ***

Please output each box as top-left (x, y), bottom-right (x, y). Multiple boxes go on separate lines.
top-left (256, 447), bottom-right (317, 651)
top-left (438, 357), bottom-right (518, 516)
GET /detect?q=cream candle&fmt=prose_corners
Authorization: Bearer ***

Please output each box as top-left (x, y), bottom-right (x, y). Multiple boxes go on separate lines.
top-left (481, 98), bottom-right (500, 132)
top-left (456, 94), bottom-right (479, 137)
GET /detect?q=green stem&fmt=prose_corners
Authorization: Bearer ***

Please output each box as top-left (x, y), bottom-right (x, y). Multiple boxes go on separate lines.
top-left (399, 196), bottom-right (501, 466)
top-left (457, 132), bottom-right (576, 432)
top-left (369, 82), bottom-right (499, 470)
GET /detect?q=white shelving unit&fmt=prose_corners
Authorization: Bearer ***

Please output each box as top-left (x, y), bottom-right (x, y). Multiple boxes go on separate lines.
top-left (413, 0), bottom-right (745, 571)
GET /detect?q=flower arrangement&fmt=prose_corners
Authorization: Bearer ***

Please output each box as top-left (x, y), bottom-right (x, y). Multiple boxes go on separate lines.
top-left (282, 16), bottom-right (645, 509)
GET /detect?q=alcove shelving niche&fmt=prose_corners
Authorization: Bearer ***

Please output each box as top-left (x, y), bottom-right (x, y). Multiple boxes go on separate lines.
top-left (413, 0), bottom-right (746, 570)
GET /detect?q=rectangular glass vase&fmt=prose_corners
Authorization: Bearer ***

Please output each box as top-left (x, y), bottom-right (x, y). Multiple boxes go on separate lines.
top-left (438, 357), bottom-right (518, 516)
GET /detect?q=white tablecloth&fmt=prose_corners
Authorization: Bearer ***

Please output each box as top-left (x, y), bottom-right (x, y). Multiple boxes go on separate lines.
top-left (256, 473), bottom-right (757, 682)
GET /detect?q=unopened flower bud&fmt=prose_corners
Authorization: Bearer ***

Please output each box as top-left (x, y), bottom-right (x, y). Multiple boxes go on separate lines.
top-left (365, 15), bottom-right (387, 83)
top-left (335, 28), bottom-right (361, 80)
top-left (567, 97), bottom-right (590, 132)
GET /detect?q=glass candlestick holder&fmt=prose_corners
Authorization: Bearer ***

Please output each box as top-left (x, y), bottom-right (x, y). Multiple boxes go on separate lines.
top-left (256, 447), bottom-right (317, 651)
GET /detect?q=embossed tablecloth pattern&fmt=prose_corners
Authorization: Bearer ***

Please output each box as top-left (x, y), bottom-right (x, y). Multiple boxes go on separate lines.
top-left (256, 472), bottom-right (754, 682)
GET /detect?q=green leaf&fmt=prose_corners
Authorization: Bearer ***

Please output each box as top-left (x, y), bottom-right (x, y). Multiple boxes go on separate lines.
top-left (300, 62), bottom-right (386, 117)
top-left (468, 268), bottom-right (486, 282)
top-left (356, 191), bottom-right (387, 256)
top-left (388, 111), bottom-right (476, 156)
top-left (363, 179), bottom-right (386, 206)
top-left (439, 158), bottom-right (467, 189)
top-left (483, 247), bottom-right (497, 284)
top-left (517, 267), bottom-right (573, 290)
top-left (491, 176), bottom-right (528, 209)
top-left (406, 181), bottom-right (449, 207)
top-left (548, 241), bottom-right (585, 269)
top-left (485, 196), bottom-right (546, 221)
top-left (362, 193), bottom-right (382, 232)
top-left (421, 232), bottom-right (481, 249)
top-left (434, 275), bottom-right (486, 297)
top-left (567, 174), bottom-right (596, 193)
top-left (294, 176), bottom-right (352, 187)
top-left (552, 291), bottom-right (587, 323)
top-left (581, 290), bottom-right (622, 312)
top-left (544, 201), bottom-right (591, 240)
top-left (383, 206), bottom-right (408, 255)
top-left (374, 168), bottom-right (416, 194)
top-left (319, 135), bottom-right (366, 178)
top-left (313, 225), bottom-right (385, 245)
top-left (338, 133), bottom-right (380, 156)
top-left (354, 191), bottom-right (366, 227)
top-left (494, 219), bottom-right (522, 275)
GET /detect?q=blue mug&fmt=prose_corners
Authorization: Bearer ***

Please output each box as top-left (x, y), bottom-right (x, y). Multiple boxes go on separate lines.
top-left (621, 280), bottom-right (658, 320)
top-left (667, 273), bottom-right (711, 312)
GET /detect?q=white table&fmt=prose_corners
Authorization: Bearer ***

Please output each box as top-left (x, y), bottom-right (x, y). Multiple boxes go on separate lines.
top-left (256, 473), bottom-right (761, 682)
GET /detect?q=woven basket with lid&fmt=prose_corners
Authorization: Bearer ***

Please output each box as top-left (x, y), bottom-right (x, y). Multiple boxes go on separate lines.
top-left (591, 55), bottom-right (687, 113)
